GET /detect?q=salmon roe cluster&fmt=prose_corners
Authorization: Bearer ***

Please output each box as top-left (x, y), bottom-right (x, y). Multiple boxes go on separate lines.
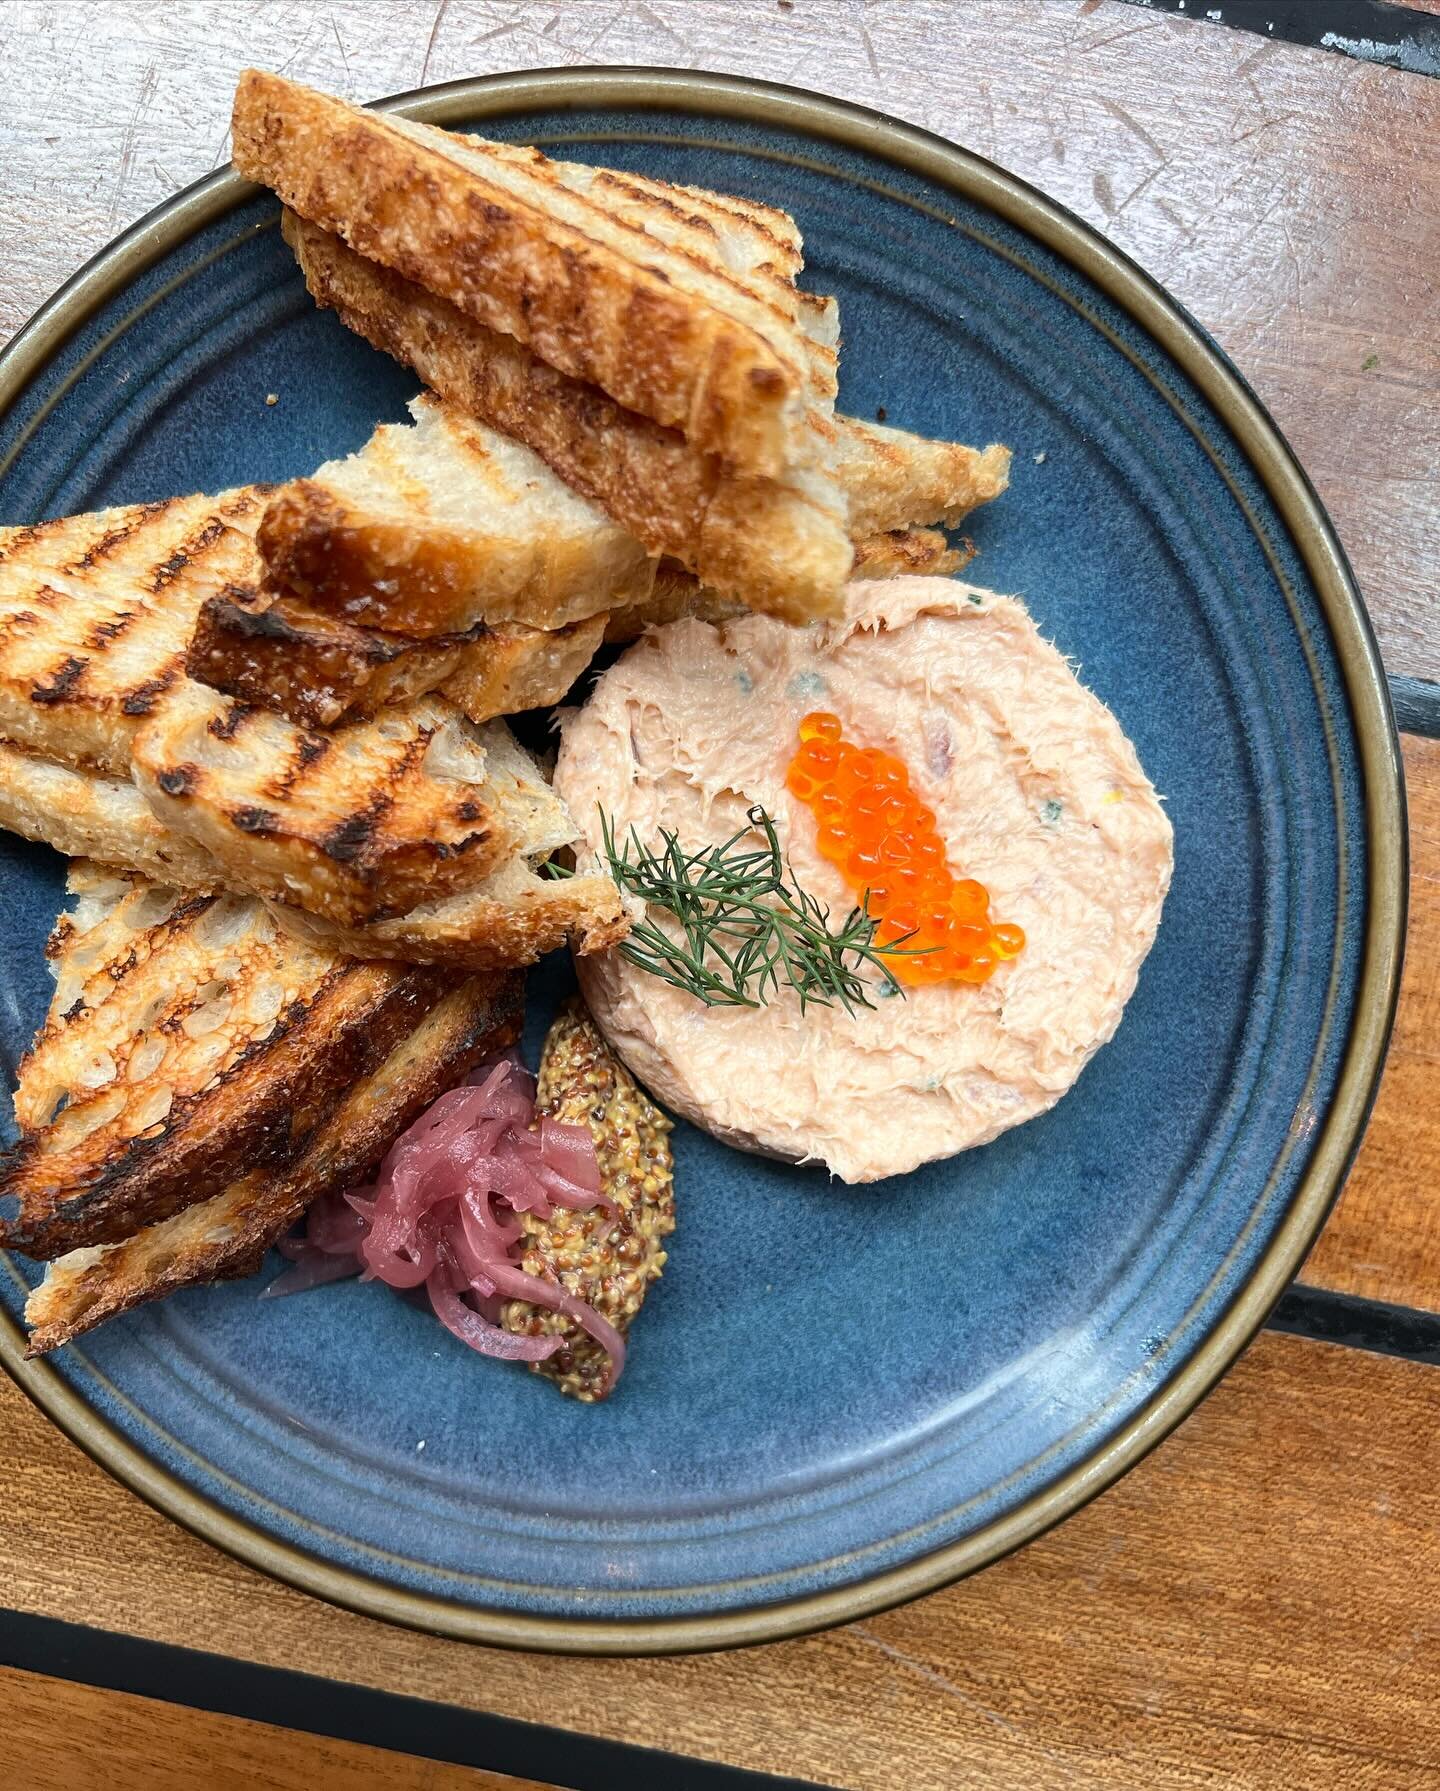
top-left (785, 712), bottom-right (1026, 986)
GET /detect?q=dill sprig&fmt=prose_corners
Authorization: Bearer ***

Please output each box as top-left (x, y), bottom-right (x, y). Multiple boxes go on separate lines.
top-left (584, 804), bottom-right (923, 1014)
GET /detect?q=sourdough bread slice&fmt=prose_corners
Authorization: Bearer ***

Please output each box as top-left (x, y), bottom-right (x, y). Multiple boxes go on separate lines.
top-left (832, 415), bottom-right (1011, 537)
top-left (0, 864), bottom-right (447, 1260)
top-left (130, 683), bottom-right (515, 926)
top-left (0, 487), bottom-right (270, 776)
top-left (603, 530), bottom-right (970, 643)
top-left (257, 394), bottom-right (652, 636)
top-left (0, 738), bottom-right (627, 970)
top-left (24, 968), bottom-right (525, 1353)
top-left (188, 586), bottom-right (607, 729)
top-left (286, 214), bottom-right (854, 626)
top-left (276, 854), bottom-right (629, 971)
top-left (0, 486), bottom-right (560, 926)
top-left (233, 71), bottom-right (830, 477)
top-left (0, 742), bottom-right (222, 889)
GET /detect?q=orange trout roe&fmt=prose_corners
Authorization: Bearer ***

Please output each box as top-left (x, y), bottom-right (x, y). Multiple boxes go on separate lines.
top-left (786, 712), bottom-right (1026, 987)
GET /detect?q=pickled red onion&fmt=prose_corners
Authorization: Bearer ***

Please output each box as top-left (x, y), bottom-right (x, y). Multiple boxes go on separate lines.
top-left (266, 1057), bottom-right (621, 1389)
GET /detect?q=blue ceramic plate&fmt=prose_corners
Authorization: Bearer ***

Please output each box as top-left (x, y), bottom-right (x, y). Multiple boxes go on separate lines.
top-left (0, 71), bottom-right (1404, 1652)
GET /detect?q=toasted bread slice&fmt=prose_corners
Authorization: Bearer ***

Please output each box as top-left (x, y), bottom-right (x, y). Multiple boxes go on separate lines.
top-left (0, 741), bottom-right (627, 970)
top-left (436, 613), bottom-right (607, 724)
top-left (603, 530), bottom-right (968, 643)
top-left (0, 488), bottom-right (541, 923)
top-left (187, 588), bottom-right (474, 727)
top-left (256, 395), bottom-right (652, 637)
top-left (285, 215), bottom-right (853, 626)
top-left (638, 181), bottom-right (1007, 529)
top-left (0, 865), bottom-right (447, 1259)
top-left (0, 487), bottom-right (270, 775)
top-left (0, 741), bottom-right (221, 889)
top-left (130, 683), bottom-right (515, 925)
top-left (24, 967), bottom-right (525, 1353)
top-left (198, 520), bottom-right (956, 732)
top-left (850, 526), bottom-right (971, 579)
top-left (832, 417), bottom-right (1011, 537)
top-left (188, 586), bottom-right (607, 729)
top-left (233, 72), bottom-right (830, 477)
top-left (275, 852), bottom-right (629, 970)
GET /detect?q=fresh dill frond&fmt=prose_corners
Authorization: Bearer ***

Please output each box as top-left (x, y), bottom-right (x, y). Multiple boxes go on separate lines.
top-left (585, 803), bottom-right (922, 1014)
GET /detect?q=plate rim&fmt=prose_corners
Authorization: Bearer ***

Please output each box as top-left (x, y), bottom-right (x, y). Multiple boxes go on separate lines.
top-left (0, 65), bottom-right (1406, 1656)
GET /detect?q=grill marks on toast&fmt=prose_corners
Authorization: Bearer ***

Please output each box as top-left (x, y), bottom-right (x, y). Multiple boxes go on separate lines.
top-left (0, 486), bottom-right (526, 922)
top-left (23, 962), bottom-right (526, 1352)
top-left (601, 527), bottom-right (971, 643)
top-left (131, 682), bottom-right (511, 925)
top-left (0, 743), bottom-right (626, 970)
top-left (0, 490), bottom-right (268, 774)
top-left (0, 867), bottom-right (456, 1259)
top-left (232, 72), bottom-right (819, 476)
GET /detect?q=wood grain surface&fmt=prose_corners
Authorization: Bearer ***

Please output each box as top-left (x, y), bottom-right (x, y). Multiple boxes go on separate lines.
top-left (1, 1664), bottom-right (557, 1791)
top-left (0, 1331), bottom-right (1435, 1791)
top-left (0, 0), bottom-right (1435, 679)
top-left (1303, 734), bottom-right (1440, 1310)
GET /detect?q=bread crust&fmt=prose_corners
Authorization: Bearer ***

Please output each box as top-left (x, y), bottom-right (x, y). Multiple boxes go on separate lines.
top-left (254, 401), bottom-right (653, 636)
top-left (603, 530), bottom-right (970, 642)
top-left (274, 864), bottom-right (630, 970)
top-left (833, 416), bottom-right (1011, 537)
top-left (0, 742), bottom-right (627, 970)
top-left (187, 588), bottom-right (469, 727)
top-left (24, 970), bottom-right (525, 1352)
top-left (286, 215), bottom-right (853, 626)
top-left (1, 924), bottom-right (447, 1259)
top-left (850, 526), bottom-right (971, 579)
top-left (189, 589), bottom-right (607, 729)
top-left (233, 72), bottom-right (809, 475)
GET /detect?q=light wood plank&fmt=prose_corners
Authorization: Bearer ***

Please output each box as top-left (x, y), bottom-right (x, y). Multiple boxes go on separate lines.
top-left (1304, 734), bottom-right (1440, 1308)
top-left (0, 1332), bottom-right (1435, 1790)
top-left (0, 1663), bottom-right (560, 1791)
top-left (0, 0), bottom-right (1433, 677)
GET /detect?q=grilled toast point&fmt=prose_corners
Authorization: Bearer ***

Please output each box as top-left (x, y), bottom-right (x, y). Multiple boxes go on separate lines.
top-left (24, 960), bottom-right (525, 1352)
top-left (234, 72), bottom-right (821, 475)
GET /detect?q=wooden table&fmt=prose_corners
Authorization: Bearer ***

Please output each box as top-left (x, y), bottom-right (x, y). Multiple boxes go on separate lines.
top-left (1, 4), bottom-right (1436, 1786)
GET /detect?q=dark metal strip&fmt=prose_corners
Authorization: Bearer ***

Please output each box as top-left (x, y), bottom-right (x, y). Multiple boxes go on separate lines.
top-left (1268, 1282), bottom-right (1440, 1362)
top-left (1390, 674), bottom-right (1440, 739)
top-left (0, 1608), bottom-right (826, 1791)
top-left (1113, 0), bottom-right (1440, 77)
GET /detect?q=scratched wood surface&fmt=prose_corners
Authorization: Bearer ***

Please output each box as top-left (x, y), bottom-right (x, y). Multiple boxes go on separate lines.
top-left (1302, 734), bottom-right (1440, 1311)
top-left (0, 0), bottom-right (1436, 679)
top-left (0, 1331), bottom-right (1437, 1791)
top-left (1, 1664), bottom-right (554, 1791)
